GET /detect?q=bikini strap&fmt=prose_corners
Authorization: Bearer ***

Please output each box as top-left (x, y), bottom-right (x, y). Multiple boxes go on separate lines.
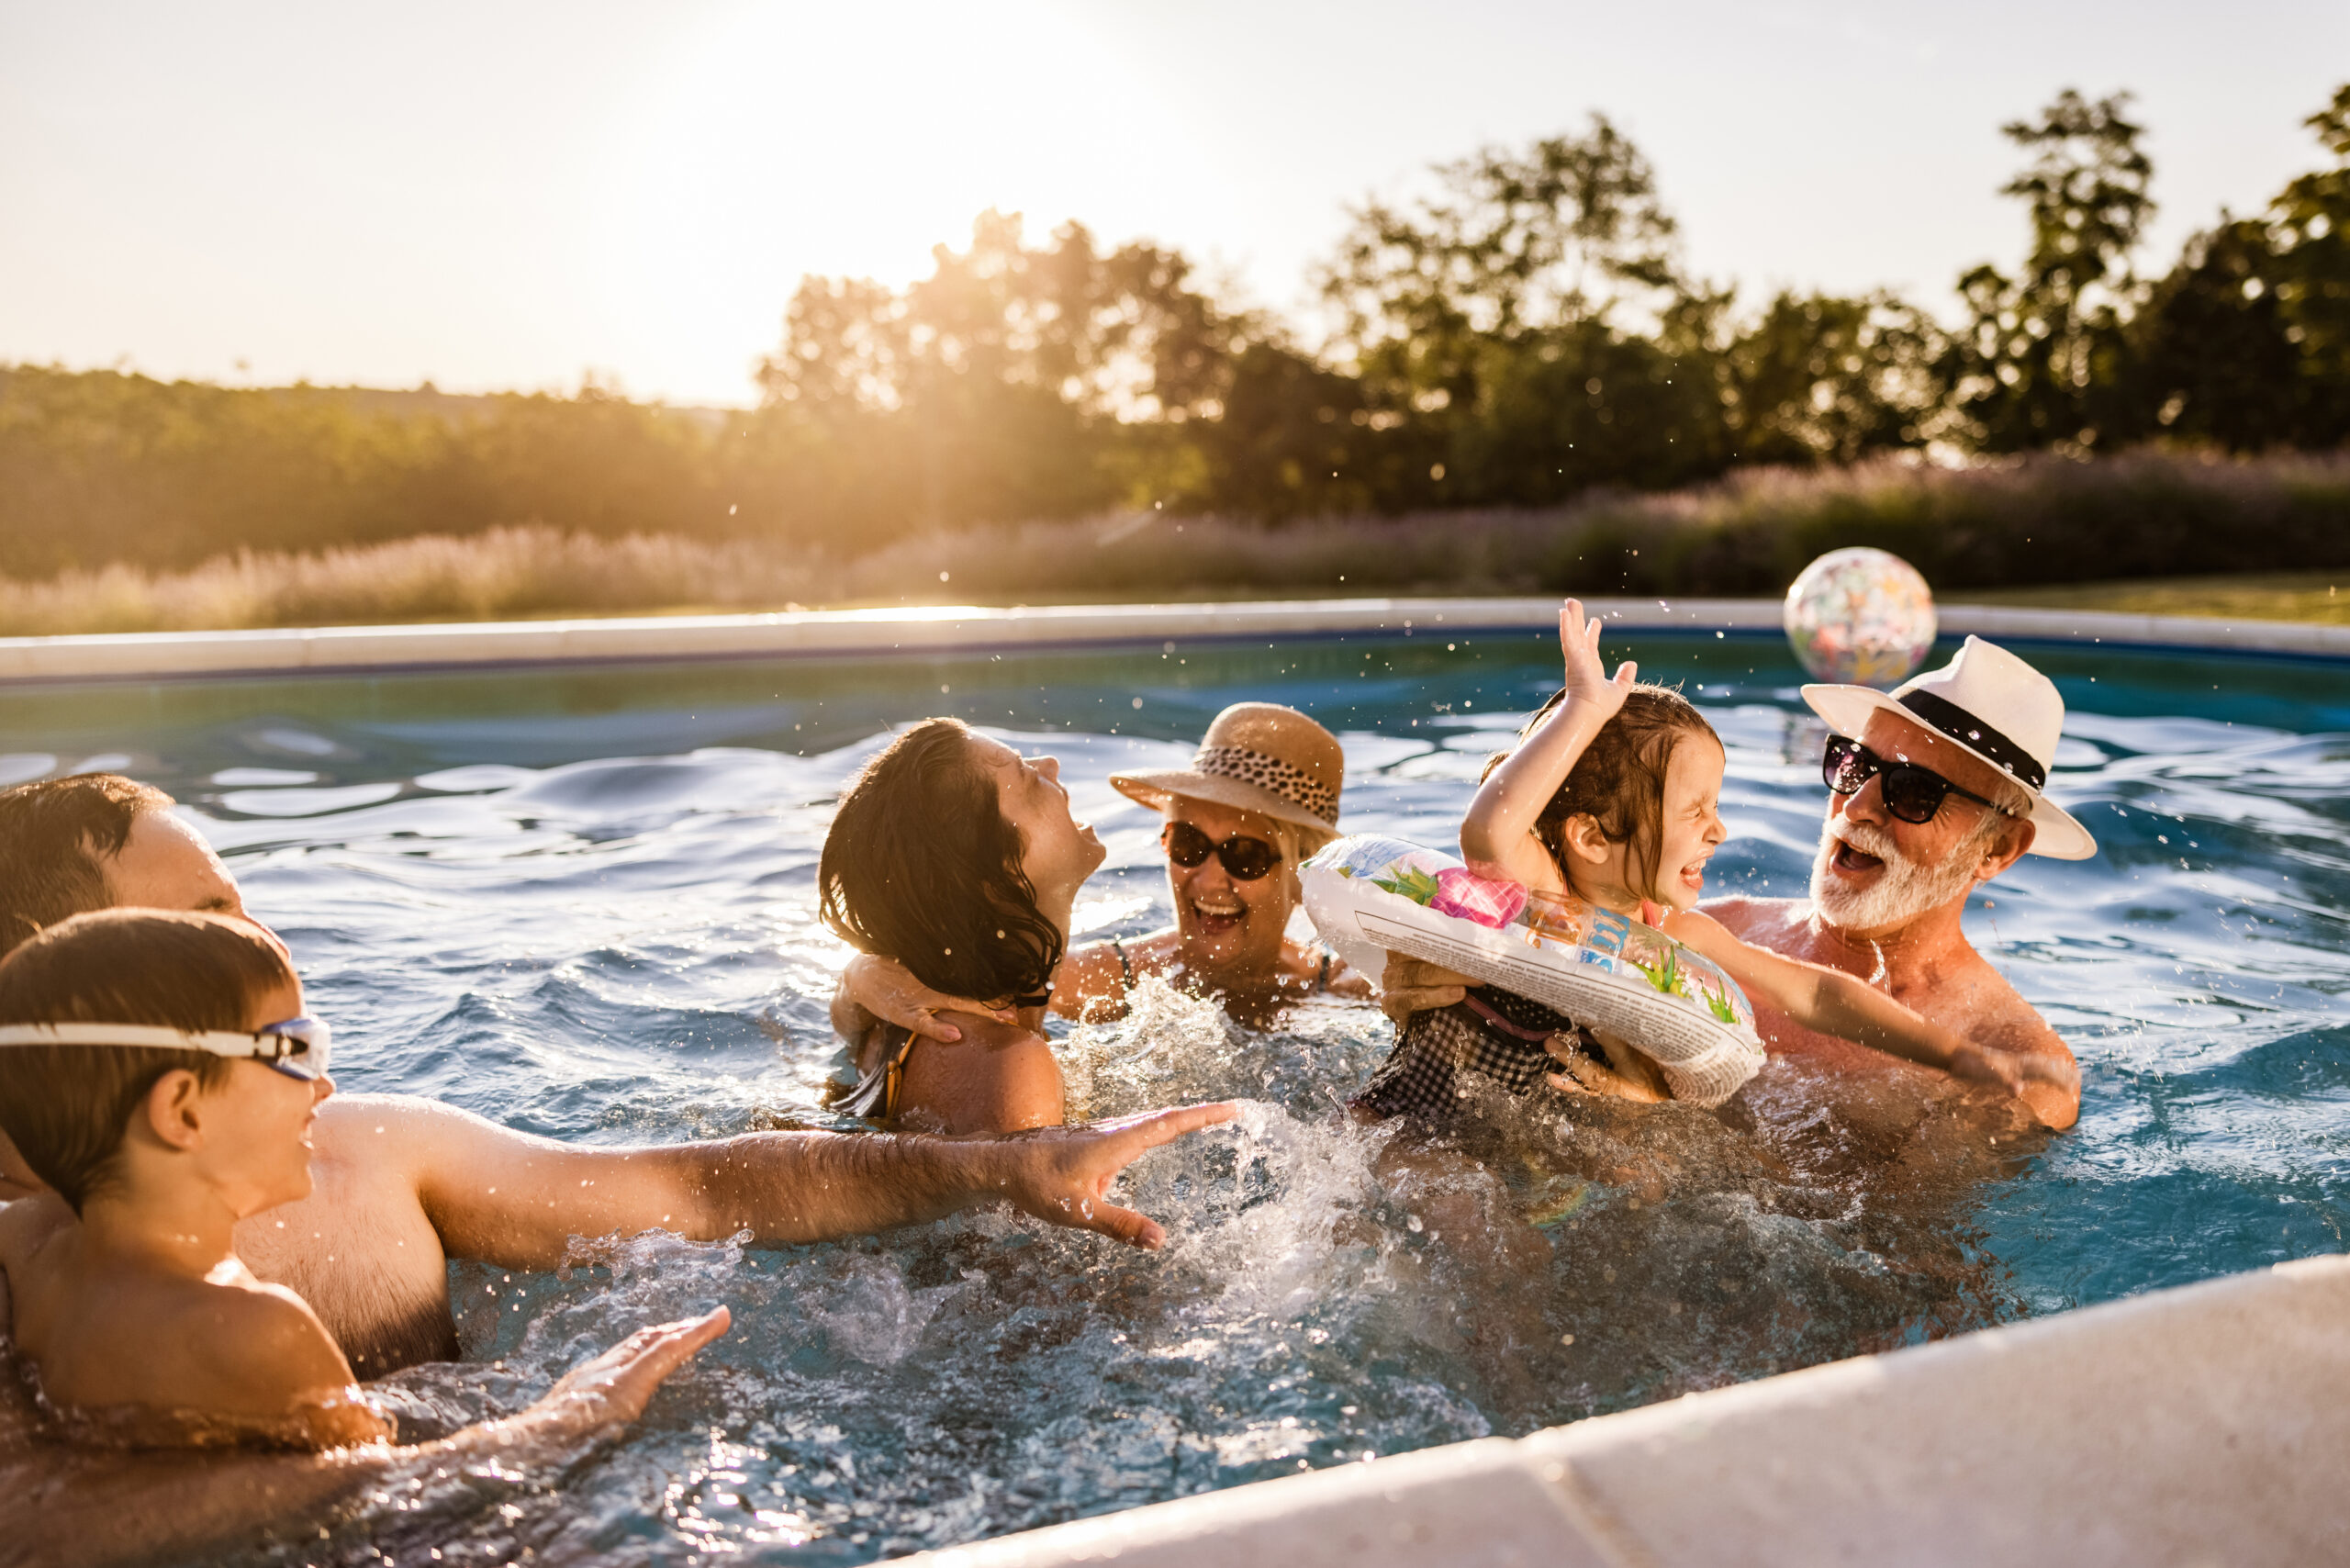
top-left (1111, 936), bottom-right (1135, 992)
top-left (1314, 946), bottom-right (1333, 993)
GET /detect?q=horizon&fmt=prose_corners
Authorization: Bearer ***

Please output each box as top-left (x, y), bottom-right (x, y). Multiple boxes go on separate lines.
top-left (5, 0), bottom-right (2346, 409)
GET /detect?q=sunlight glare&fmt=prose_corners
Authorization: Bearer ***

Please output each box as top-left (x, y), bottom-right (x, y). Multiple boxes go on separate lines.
top-left (593, 0), bottom-right (1193, 404)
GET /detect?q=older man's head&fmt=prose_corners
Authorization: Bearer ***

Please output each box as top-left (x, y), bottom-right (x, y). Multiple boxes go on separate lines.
top-left (0, 775), bottom-right (252, 958)
top-left (1809, 709), bottom-right (2038, 935)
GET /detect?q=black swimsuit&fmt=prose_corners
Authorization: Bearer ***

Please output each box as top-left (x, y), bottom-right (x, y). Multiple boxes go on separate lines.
top-left (1353, 984), bottom-right (1607, 1125)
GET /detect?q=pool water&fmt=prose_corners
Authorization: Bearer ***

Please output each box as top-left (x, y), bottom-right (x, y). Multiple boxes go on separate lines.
top-left (2, 630), bottom-right (2344, 1565)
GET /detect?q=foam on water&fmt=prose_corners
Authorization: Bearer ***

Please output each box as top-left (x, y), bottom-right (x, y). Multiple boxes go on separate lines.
top-left (0, 633), bottom-right (2342, 1563)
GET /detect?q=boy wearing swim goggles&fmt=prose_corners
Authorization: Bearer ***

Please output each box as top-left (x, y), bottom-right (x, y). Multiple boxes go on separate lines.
top-left (0, 908), bottom-right (733, 1450)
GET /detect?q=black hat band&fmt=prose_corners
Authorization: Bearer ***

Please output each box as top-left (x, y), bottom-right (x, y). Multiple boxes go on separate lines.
top-left (1897, 690), bottom-right (2047, 791)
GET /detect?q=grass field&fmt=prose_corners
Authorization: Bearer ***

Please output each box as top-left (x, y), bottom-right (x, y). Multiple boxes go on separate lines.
top-left (4, 451), bottom-right (2346, 637)
top-left (1965, 573), bottom-right (2348, 624)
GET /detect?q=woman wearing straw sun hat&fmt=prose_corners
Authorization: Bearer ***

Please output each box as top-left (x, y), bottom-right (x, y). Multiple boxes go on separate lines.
top-left (832, 703), bottom-right (1370, 1050)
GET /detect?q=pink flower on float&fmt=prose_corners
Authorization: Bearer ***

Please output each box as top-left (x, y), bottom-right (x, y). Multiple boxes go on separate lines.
top-left (1429, 867), bottom-right (1529, 929)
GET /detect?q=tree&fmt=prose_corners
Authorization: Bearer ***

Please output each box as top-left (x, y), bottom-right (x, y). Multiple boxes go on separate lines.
top-left (753, 212), bottom-right (1253, 537)
top-left (1319, 117), bottom-right (1681, 426)
top-left (2266, 84), bottom-right (2350, 442)
top-left (1723, 292), bottom-right (1946, 465)
top-left (1947, 90), bottom-right (2155, 452)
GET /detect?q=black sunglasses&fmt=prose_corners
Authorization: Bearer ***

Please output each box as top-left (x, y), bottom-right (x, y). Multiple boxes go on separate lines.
top-left (1163, 821), bottom-right (1281, 880)
top-left (1822, 735), bottom-right (2014, 825)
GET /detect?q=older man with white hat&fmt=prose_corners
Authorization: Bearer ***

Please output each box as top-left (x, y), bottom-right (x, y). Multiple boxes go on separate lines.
top-left (1707, 634), bottom-right (2092, 1128)
top-left (1387, 635), bottom-right (2090, 1129)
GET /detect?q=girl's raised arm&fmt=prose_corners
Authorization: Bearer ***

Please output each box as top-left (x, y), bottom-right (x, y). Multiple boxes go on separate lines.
top-left (1459, 600), bottom-right (1638, 893)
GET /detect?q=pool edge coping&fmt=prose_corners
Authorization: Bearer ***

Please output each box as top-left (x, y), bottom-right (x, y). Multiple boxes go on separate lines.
top-left (896, 1255), bottom-right (2350, 1568)
top-left (1, 598), bottom-right (2345, 685)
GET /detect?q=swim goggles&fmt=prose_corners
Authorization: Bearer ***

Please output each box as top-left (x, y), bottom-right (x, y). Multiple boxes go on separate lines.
top-left (1822, 735), bottom-right (2016, 825)
top-left (0, 1016), bottom-right (331, 1082)
top-left (1162, 821), bottom-right (1281, 880)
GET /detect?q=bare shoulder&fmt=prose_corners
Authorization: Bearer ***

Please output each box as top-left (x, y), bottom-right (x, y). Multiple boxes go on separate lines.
top-left (1950, 954), bottom-right (2069, 1056)
top-left (185, 1280), bottom-right (352, 1388)
top-left (0, 1193), bottom-right (72, 1274)
top-left (1700, 894), bottom-right (1808, 944)
top-left (902, 1014), bottom-right (1066, 1134)
top-left (316, 1092), bottom-right (540, 1170)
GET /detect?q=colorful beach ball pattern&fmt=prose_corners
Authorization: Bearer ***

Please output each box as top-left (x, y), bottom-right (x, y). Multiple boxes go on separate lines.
top-left (1782, 547), bottom-right (1938, 687)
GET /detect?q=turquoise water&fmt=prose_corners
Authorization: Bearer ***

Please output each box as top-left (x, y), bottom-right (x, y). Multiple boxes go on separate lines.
top-left (2, 630), bottom-right (2344, 1564)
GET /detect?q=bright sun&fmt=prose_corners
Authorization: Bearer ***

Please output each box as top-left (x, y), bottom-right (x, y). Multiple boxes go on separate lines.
top-left (590, 0), bottom-right (1194, 403)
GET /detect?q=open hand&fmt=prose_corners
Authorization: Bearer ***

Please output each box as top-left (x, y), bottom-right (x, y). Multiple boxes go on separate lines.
top-left (1947, 1042), bottom-right (2077, 1101)
top-left (1378, 951), bottom-right (1472, 1025)
top-left (508, 1307), bottom-right (731, 1447)
top-left (838, 953), bottom-right (1013, 1045)
top-left (981, 1103), bottom-right (1237, 1249)
top-left (1561, 599), bottom-right (1638, 722)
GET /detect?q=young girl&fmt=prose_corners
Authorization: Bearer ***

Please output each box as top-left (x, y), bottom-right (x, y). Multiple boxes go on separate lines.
top-left (1354, 601), bottom-right (2068, 1126)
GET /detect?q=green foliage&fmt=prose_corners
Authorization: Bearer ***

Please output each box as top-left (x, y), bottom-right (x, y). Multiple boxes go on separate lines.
top-left (1370, 863), bottom-right (1444, 906)
top-left (6, 84), bottom-right (2350, 583)
top-left (1946, 91), bottom-right (2155, 453)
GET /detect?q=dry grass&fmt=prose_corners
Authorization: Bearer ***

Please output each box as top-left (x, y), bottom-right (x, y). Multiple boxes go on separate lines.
top-left (6, 450), bottom-right (2349, 635)
top-left (1966, 573), bottom-right (2350, 624)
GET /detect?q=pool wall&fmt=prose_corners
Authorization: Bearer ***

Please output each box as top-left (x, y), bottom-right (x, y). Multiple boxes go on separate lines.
top-left (903, 1256), bottom-right (2350, 1568)
top-left (1, 597), bottom-right (2345, 683)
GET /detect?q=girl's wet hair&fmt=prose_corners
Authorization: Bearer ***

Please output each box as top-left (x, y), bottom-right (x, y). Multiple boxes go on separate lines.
top-left (0, 908), bottom-right (296, 1214)
top-left (819, 718), bottom-right (1063, 1005)
top-left (1485, 685), bottom-right (1720, 903)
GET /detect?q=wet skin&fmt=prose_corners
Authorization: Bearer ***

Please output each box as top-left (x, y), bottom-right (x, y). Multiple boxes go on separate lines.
top-left (1706, 710), bottom-right (2078, 1130)
top-left (0, 801), bottom-right (1235, 1378)
top-left (854, 737), bottom-right (1100, 1134)
top-left (1058, 796), bottom-right (1370, 1025)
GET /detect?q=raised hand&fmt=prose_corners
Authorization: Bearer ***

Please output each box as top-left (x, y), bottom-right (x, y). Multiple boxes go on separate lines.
top-left (503, 1307), bottom-right (731, 1447)
top-left (1560, 599), bottom-right (1638, 722)
top-left (979, 1103), bottom-right (1238, 1249)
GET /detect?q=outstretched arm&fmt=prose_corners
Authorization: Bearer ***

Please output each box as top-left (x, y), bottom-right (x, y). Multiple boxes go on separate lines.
top-left (359, 1094), bottom-right (1236, 1271)
top-left (1666, 911), bottom-right (2078, 1126)
top-left (1459, 599), bottom-right (1635, 891)
top-left (0, 1309), bottom-right (727, 1568)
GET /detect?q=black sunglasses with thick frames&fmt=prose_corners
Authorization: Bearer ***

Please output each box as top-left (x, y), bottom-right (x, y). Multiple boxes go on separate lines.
top-left (1821, 734), bottom-right (2018, 825)
top-left (1162, 821), bottom-right (1281, 880)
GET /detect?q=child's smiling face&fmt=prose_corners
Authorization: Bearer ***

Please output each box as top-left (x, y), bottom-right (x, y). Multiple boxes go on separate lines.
top-left (1651, 733), bottom-right (1729, 912)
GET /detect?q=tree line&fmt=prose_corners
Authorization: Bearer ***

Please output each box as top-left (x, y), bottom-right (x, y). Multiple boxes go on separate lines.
top-left (4, 84), bottom-right (2346, 579)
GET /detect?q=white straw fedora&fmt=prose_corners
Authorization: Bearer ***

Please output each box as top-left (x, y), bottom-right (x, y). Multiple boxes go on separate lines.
top-left (1802, 635), bottom-right (2098, 860)
top-left (1109, 703), bottom-right (1343, 848)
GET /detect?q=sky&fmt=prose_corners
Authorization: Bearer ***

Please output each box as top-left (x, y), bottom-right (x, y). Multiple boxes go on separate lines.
top-left (4, 0), bottom-right (2345, 409)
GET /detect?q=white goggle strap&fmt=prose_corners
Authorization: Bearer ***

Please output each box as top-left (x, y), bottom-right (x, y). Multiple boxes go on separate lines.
top-left (0, 1022), bottom-right (325, 1062)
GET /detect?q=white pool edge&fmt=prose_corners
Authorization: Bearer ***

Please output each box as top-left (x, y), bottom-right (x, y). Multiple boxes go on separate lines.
top-left (899, 1256), bottom-right (2350, 1568)
top-left (0, 597), bottom-right (2345, 682)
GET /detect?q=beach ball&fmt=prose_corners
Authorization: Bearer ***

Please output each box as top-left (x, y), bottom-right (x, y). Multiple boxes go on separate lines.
top-left (1782, 547), bottom-right (1937, 687)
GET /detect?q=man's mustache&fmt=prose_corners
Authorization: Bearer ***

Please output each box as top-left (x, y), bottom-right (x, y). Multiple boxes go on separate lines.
top-left (1827, 819), bottom-right (1908, 865)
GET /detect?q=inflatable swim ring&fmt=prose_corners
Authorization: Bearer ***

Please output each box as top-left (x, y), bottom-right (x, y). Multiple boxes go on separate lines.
top-left (1301, 834), bottom-right (1766, 1107)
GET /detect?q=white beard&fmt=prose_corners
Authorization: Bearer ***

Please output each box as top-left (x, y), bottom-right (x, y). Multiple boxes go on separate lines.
top-left (1808, 815), bottom-right (1991, 934)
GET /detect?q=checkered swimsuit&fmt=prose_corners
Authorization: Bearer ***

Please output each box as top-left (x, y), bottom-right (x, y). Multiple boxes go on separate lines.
top-left (1353, 986), bottom-right (1605, 1125)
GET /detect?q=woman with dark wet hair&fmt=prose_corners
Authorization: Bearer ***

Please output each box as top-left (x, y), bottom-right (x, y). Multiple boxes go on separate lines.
top-left (832, 703), bottom-right (1371, 1047)
top-left (819, 718), bottom-right (1104, 1133)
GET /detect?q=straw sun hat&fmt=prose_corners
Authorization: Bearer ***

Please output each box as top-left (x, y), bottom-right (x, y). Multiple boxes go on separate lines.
top-left (1803, 634), bottom-right (2097, 860)
top-left (1110, 703), bottom-right (1343, 848)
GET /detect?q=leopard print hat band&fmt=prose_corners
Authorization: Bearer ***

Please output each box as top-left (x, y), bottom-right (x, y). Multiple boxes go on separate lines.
top-left (1189, 745), bottom-right (1338, 824)
top-left (1109, 702), bottom-right (1345, 835)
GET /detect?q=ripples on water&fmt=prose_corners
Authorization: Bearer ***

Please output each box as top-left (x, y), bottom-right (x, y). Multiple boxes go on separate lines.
top-left (1, 633), bottom-right (2344, 1564)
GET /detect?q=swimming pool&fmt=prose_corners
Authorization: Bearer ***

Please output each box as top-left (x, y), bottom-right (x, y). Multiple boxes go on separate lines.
top-left (3, 628), bottom-right (2344, 1564)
